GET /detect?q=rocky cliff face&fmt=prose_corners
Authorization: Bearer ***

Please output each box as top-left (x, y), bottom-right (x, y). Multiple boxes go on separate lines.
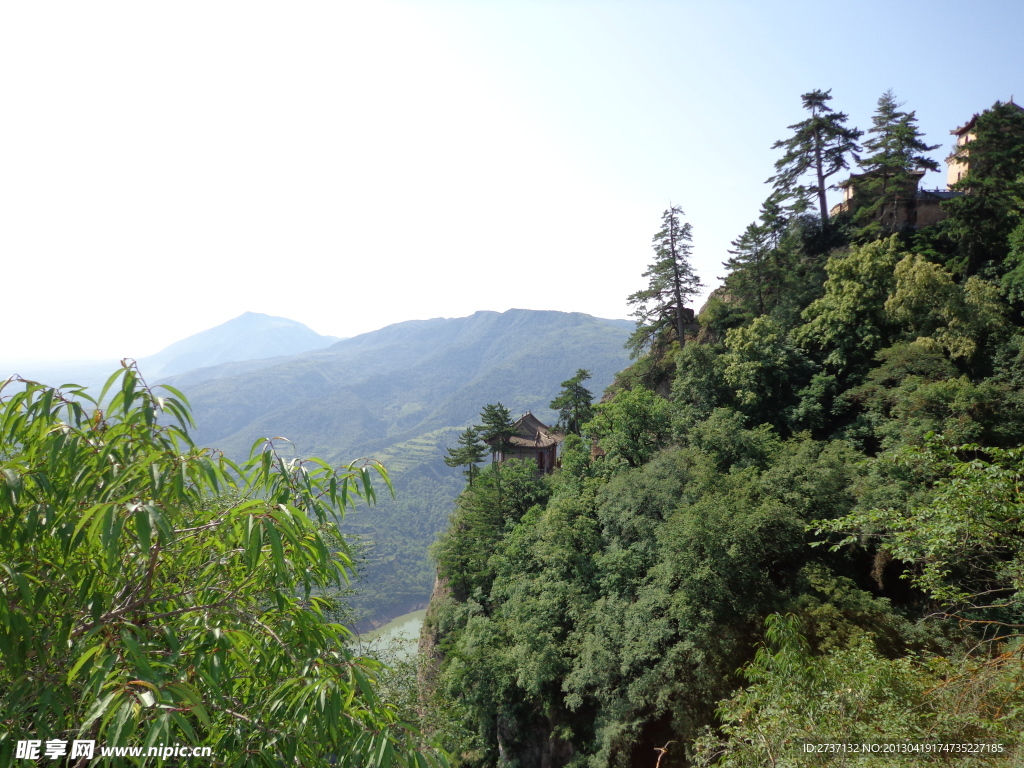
top-left (416, 575), bottom-right (449, 719)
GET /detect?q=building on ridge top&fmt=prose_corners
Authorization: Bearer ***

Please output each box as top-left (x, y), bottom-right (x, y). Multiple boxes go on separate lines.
top-left (831, 99), bottom-right (1024, 229)
top-left (947, 100), bottom-right (1024, 186)
top-left (490, 411), bottom-right (563, 475)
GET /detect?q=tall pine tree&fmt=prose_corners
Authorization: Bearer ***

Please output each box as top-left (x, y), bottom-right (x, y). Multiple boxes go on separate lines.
top-left (770, 89), bottom-right (862, 224)
top-left (478, 403), bottom-right (516, 463)
top-left (627, 205), bottom-right (703, 356)
top-left (550, 369), bottom-right (596, 436)
top-left (722, 193), bottom-right (792, 319)
top-left (723, 222), bottom-right (773, 316)
top-left (444, 426), bottom-right (488, 485)
top-left (853, 90), bottom-right (939, 235)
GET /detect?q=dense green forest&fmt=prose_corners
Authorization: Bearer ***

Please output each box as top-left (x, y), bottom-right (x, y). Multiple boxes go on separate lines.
top-left (417, 95), bottom-right (1024, 766)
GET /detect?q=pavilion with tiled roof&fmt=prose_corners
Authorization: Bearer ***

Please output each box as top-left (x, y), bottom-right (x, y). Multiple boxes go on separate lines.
top-left (492, 411), bottom-right (563, 474)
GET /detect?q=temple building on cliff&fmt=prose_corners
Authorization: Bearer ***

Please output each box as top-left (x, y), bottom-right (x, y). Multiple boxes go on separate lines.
top-left (492, 412), bottom-right (563, 475)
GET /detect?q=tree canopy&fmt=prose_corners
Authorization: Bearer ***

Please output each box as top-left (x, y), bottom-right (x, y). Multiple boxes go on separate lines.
top-left (478, 403), bottom-right (516, 462)
top-left (852, 90), bottom-right (939, 236)
top-left (627, 205), bottom-right (702, 356)
top-left (770, 89), bottom-right (862, 223)
top-left (549, 369), bottom-right (595, 436)
top-left (0, 366), bottom-right (445, 768)
top-left (420, 90), bottom-right (1024, 767)
top-left (444, 427), bottom-right (488, 485)
top-left (942, 100), bottom-right (1024, 276)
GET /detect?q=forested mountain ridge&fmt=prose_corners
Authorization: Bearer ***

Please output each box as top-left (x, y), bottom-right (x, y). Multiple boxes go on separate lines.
top-left (165, 309), bottom-right (633, 623)
top-left (168, 309), bottom-right (631, 462)
top-left (420, 96), bottom-right (1024, 766)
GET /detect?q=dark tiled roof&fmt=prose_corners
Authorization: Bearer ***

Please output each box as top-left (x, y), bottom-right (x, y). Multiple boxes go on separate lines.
top-left (508, 411), bottom-right (563, 449)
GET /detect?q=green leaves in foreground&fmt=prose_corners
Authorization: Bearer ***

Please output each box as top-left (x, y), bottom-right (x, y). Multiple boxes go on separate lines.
top-left (0, 364), bottom-right (446, 768)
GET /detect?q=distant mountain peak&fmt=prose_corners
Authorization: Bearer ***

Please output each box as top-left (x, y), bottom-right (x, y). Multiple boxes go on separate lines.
top-left (140, 313), bottom-right (339, 380)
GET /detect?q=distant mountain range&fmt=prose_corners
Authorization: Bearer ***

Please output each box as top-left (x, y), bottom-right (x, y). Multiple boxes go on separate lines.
top-left (170, 309), bottom-right (632, 463)
top-left (141, 311), bottom-right (340, 380)
top-left (1, 312), bottom-right (339, 390)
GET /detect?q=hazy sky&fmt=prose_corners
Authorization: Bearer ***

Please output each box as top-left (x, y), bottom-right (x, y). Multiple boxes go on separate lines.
top-left (3, 0), bottom-right (1022, 360)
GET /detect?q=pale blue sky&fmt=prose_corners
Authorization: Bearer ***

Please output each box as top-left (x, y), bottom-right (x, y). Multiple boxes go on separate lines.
top-left (2, 0), bottom-right (1022, 360)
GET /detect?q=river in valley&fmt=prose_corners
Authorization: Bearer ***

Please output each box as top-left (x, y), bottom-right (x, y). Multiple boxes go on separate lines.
top-left (353, 609), bottom-right (425, 660)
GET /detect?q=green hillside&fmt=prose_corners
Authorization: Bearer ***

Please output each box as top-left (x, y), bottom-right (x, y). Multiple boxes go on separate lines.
top-left (420, 98), bottom-right (1024, 766)
top-left (170, 310), bottom-right (631, 461)
top-left (165, 309), bottom-right (633, 621)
